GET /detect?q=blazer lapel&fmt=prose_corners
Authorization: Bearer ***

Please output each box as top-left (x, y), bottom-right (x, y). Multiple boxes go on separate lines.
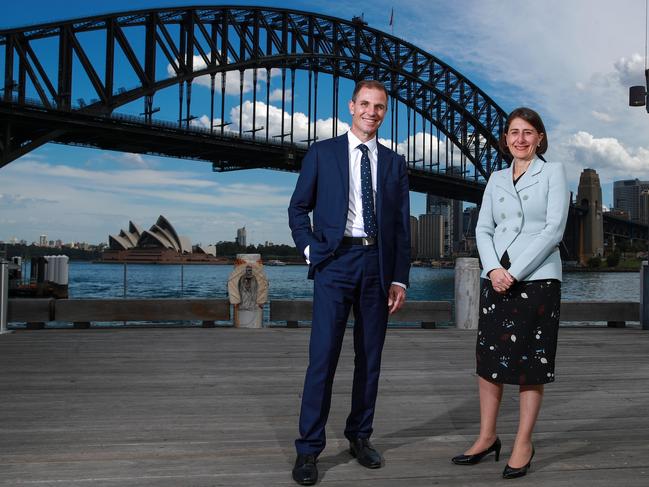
top-left (334, 134), bottom-right (350, 206)
top-left (376, 141), bottom-right (391, 221)
top-left (515, 158), bottom-right (544, 192)
top-left (495, 164), bottom-right (517, 197)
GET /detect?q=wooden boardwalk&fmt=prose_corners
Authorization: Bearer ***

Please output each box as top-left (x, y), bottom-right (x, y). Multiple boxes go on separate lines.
top-left (1, 327), bottom-right (648, 486)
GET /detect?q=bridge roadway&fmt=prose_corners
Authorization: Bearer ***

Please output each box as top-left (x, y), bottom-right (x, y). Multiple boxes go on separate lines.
top-left (1, 327), bottom-right (648, 486)
top-left (0, 101), bottom-right (487, 203)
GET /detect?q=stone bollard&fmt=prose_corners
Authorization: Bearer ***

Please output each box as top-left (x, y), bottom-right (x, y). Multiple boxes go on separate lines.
top-left (454, 257), bottom-right (480, 330)
top-left (641, 261), bottom-right (649, 330)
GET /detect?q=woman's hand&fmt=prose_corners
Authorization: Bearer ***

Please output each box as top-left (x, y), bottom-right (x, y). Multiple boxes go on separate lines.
top-left (488, 268), bottom-right (515, 294)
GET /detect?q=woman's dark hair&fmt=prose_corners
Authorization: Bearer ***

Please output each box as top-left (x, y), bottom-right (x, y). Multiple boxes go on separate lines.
top-left (498, 106), bottom-right (548, 156)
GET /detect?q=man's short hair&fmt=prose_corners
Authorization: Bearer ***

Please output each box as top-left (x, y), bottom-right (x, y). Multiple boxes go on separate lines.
top-left (351, 80), bottom-right (389, 102)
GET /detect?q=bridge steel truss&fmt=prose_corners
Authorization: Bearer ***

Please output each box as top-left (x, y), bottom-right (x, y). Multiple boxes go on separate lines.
top-left (0, 6), bottom-right (510, 202)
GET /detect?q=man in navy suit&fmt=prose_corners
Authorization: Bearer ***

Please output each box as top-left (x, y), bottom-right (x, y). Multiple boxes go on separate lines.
top-left (288, 80), bottom-right (410, 485)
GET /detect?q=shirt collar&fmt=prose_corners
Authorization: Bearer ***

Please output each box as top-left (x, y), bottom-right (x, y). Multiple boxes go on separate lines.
top-left (347, 131), bottom-right (377, 153)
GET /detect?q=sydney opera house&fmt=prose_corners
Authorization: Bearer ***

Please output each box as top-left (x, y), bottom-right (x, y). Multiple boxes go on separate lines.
top-left (102, 215), bottom-right (222, 263)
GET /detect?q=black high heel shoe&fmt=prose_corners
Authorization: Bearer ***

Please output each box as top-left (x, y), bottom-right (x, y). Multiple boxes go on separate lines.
top-left (502, 445), bottom-right (535, 479)
top-left (451, 437), bottom-right (501, 465)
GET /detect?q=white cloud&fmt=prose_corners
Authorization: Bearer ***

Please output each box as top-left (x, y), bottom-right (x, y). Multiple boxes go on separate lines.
top-left (8, 161), bottom-right (217, 190)
top-left (591, 110), bottom-right (615, 123)
top-left (392, 0), bottom-right (649, 192)
top-left (564, 131), bottom-right (649, 180)
top-left (117, 153), bottom-right (150, 168)
top-left (194, 100), bottom-right (454, 168)
top-left (269, 88), bottom-right (292, 102)
top-left (0, 155), bottom-right (295, 244)
top-left (194, 100), bottom-right (352, 143)
top-left (166, 55), bottom-right (280, 95)
top-left (614, 53), bottom-right (646, 87)
top-left (0, 193), bottom-right (57, 208)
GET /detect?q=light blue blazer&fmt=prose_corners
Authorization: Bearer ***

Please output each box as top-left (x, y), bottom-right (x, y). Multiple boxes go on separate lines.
top-left (476, 158), bottom-right (569, 282)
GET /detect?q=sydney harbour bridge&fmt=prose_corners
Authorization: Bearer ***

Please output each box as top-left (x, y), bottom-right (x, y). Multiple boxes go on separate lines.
top-left (0, 5), bottom-right (645, 254)
top-left (0, 5), bottom-right (509, 203)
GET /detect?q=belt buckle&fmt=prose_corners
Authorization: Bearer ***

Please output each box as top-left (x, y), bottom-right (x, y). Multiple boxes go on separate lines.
top-left (362, 237), bottom-right (375, 246)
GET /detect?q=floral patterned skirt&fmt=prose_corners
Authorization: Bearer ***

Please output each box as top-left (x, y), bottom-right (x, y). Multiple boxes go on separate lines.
top-left (476, 278), bottom-right (561, 385)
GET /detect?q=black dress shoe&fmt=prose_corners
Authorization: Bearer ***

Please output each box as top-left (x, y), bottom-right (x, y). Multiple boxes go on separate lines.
top-left (502, 445), bottom-right (534, 479)
top-left (349, 438), bottom-right (383, 469)
top-left (451, 437), bottom-right (501, 465)
top-left (292, 454), bottom-right (318, 485)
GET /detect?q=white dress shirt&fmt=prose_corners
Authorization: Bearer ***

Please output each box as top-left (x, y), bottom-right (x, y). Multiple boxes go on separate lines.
top-left (303, 132), bottom-right (406, 291)
top-left (345, 130), bottom-right (378, 237)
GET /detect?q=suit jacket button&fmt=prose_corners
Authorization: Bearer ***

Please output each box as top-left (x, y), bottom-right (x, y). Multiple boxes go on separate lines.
top-left (501, 213), bottom-right (506, 219)
top-left (523, 195), bottom-right (529, 200)
top-left (518, 211), bottom-right (522, 217)
top-left (514, 227), bottom-right (520, 232)
top-left (502, 227), bottom-right (507, 232)
top-left (499, 197), bottom-right (505, 202)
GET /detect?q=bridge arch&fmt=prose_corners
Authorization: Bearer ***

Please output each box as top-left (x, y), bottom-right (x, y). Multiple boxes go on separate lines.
top-left (0, 6), bottom-right (509, 199)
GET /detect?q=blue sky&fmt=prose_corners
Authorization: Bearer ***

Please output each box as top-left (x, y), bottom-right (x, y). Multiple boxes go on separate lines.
top-left (1, 0), bottom-right (648, 246)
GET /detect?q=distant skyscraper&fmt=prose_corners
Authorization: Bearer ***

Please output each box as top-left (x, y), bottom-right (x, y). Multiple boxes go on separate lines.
top-left (640, 190), bottom-right (649, 225)
top-left (409, 215), bottom-right (418, 259)
top-left (426, 194), bottom-right (462, 255)
top-left (462, 207), bottom-right (478, 238)
top-left (613, 179), bottom-right (649, 222)
top-left (236, 226), bottom-right (247, 247)
top-left (417, 214), bottom-right (444, 259)
top-left (461, 206), bottom-right (479, 253)
top-left (39, 234), bottom-right (47, 247)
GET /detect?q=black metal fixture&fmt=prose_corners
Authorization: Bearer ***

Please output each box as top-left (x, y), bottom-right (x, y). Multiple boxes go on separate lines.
top-left (629, 71), bottom-right (649, 111)
top-left (629, 0), bottom-right (649, 112)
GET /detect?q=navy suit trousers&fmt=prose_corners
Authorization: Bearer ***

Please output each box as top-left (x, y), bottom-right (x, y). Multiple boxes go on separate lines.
top-left (295, 244), bottom-right (389, 456)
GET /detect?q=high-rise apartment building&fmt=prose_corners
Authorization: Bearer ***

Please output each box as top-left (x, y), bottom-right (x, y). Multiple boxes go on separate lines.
top-left (417, 213), bottom-right (444, 259)
top-left (236, 226), bottom-right (247, 247)
top-left (426, 194), bottom-right (463, 255)
top-left (639, 190), bottom-right (649, 225)
top-left (409, 215), bottom-right (418, 259)
top-left (613, 179), bottom-right (649, 222)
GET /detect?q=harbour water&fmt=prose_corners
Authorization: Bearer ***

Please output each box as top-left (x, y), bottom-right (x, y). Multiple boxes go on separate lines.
top-left (67, 261), bottom-right (640, 302)
top-left (11, 261), bottom-right (639, 328)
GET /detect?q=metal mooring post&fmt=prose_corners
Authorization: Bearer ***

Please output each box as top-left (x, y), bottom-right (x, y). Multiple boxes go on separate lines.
top-left (641, 261), bottom-right (649, 330)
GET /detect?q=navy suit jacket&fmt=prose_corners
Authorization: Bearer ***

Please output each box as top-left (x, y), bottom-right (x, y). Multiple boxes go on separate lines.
top-left (288, 133), bottom-right (411, 293)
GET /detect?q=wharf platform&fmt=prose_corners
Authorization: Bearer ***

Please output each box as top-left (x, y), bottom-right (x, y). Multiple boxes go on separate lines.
top-left (1, 327), bottom-right (648, 486)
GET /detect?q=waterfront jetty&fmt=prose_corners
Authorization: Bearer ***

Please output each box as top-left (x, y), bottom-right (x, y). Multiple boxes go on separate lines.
top-left (5, 297), bottom-right (640, 328)
top-left (1, 327), bottom-right (648, 486)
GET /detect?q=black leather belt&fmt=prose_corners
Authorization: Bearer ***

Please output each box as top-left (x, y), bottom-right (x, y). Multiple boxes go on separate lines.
top-left (342, 236), bottom-right (376, 246)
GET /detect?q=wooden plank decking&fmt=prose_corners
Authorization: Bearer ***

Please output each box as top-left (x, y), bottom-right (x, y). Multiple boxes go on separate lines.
top-left (1, 328), bottom-right (648, 486)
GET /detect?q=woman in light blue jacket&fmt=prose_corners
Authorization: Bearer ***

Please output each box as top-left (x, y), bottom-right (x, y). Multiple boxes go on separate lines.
top-left (451, 107), bottom-right (569, 479)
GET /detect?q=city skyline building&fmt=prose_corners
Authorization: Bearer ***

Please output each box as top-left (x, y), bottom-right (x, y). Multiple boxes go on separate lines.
top-left (417, 213), bottom-right (444, 259)
top-left (409, 215), bottom-right (418, 259)
top-left (640, 190), bottom-right (649, 225)
top-left (613, 179), bottom-right (649, 222)
top-left (425, 194), bottom-right (463, 255)
top-left (236, 227), bottom-right (247, 248)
